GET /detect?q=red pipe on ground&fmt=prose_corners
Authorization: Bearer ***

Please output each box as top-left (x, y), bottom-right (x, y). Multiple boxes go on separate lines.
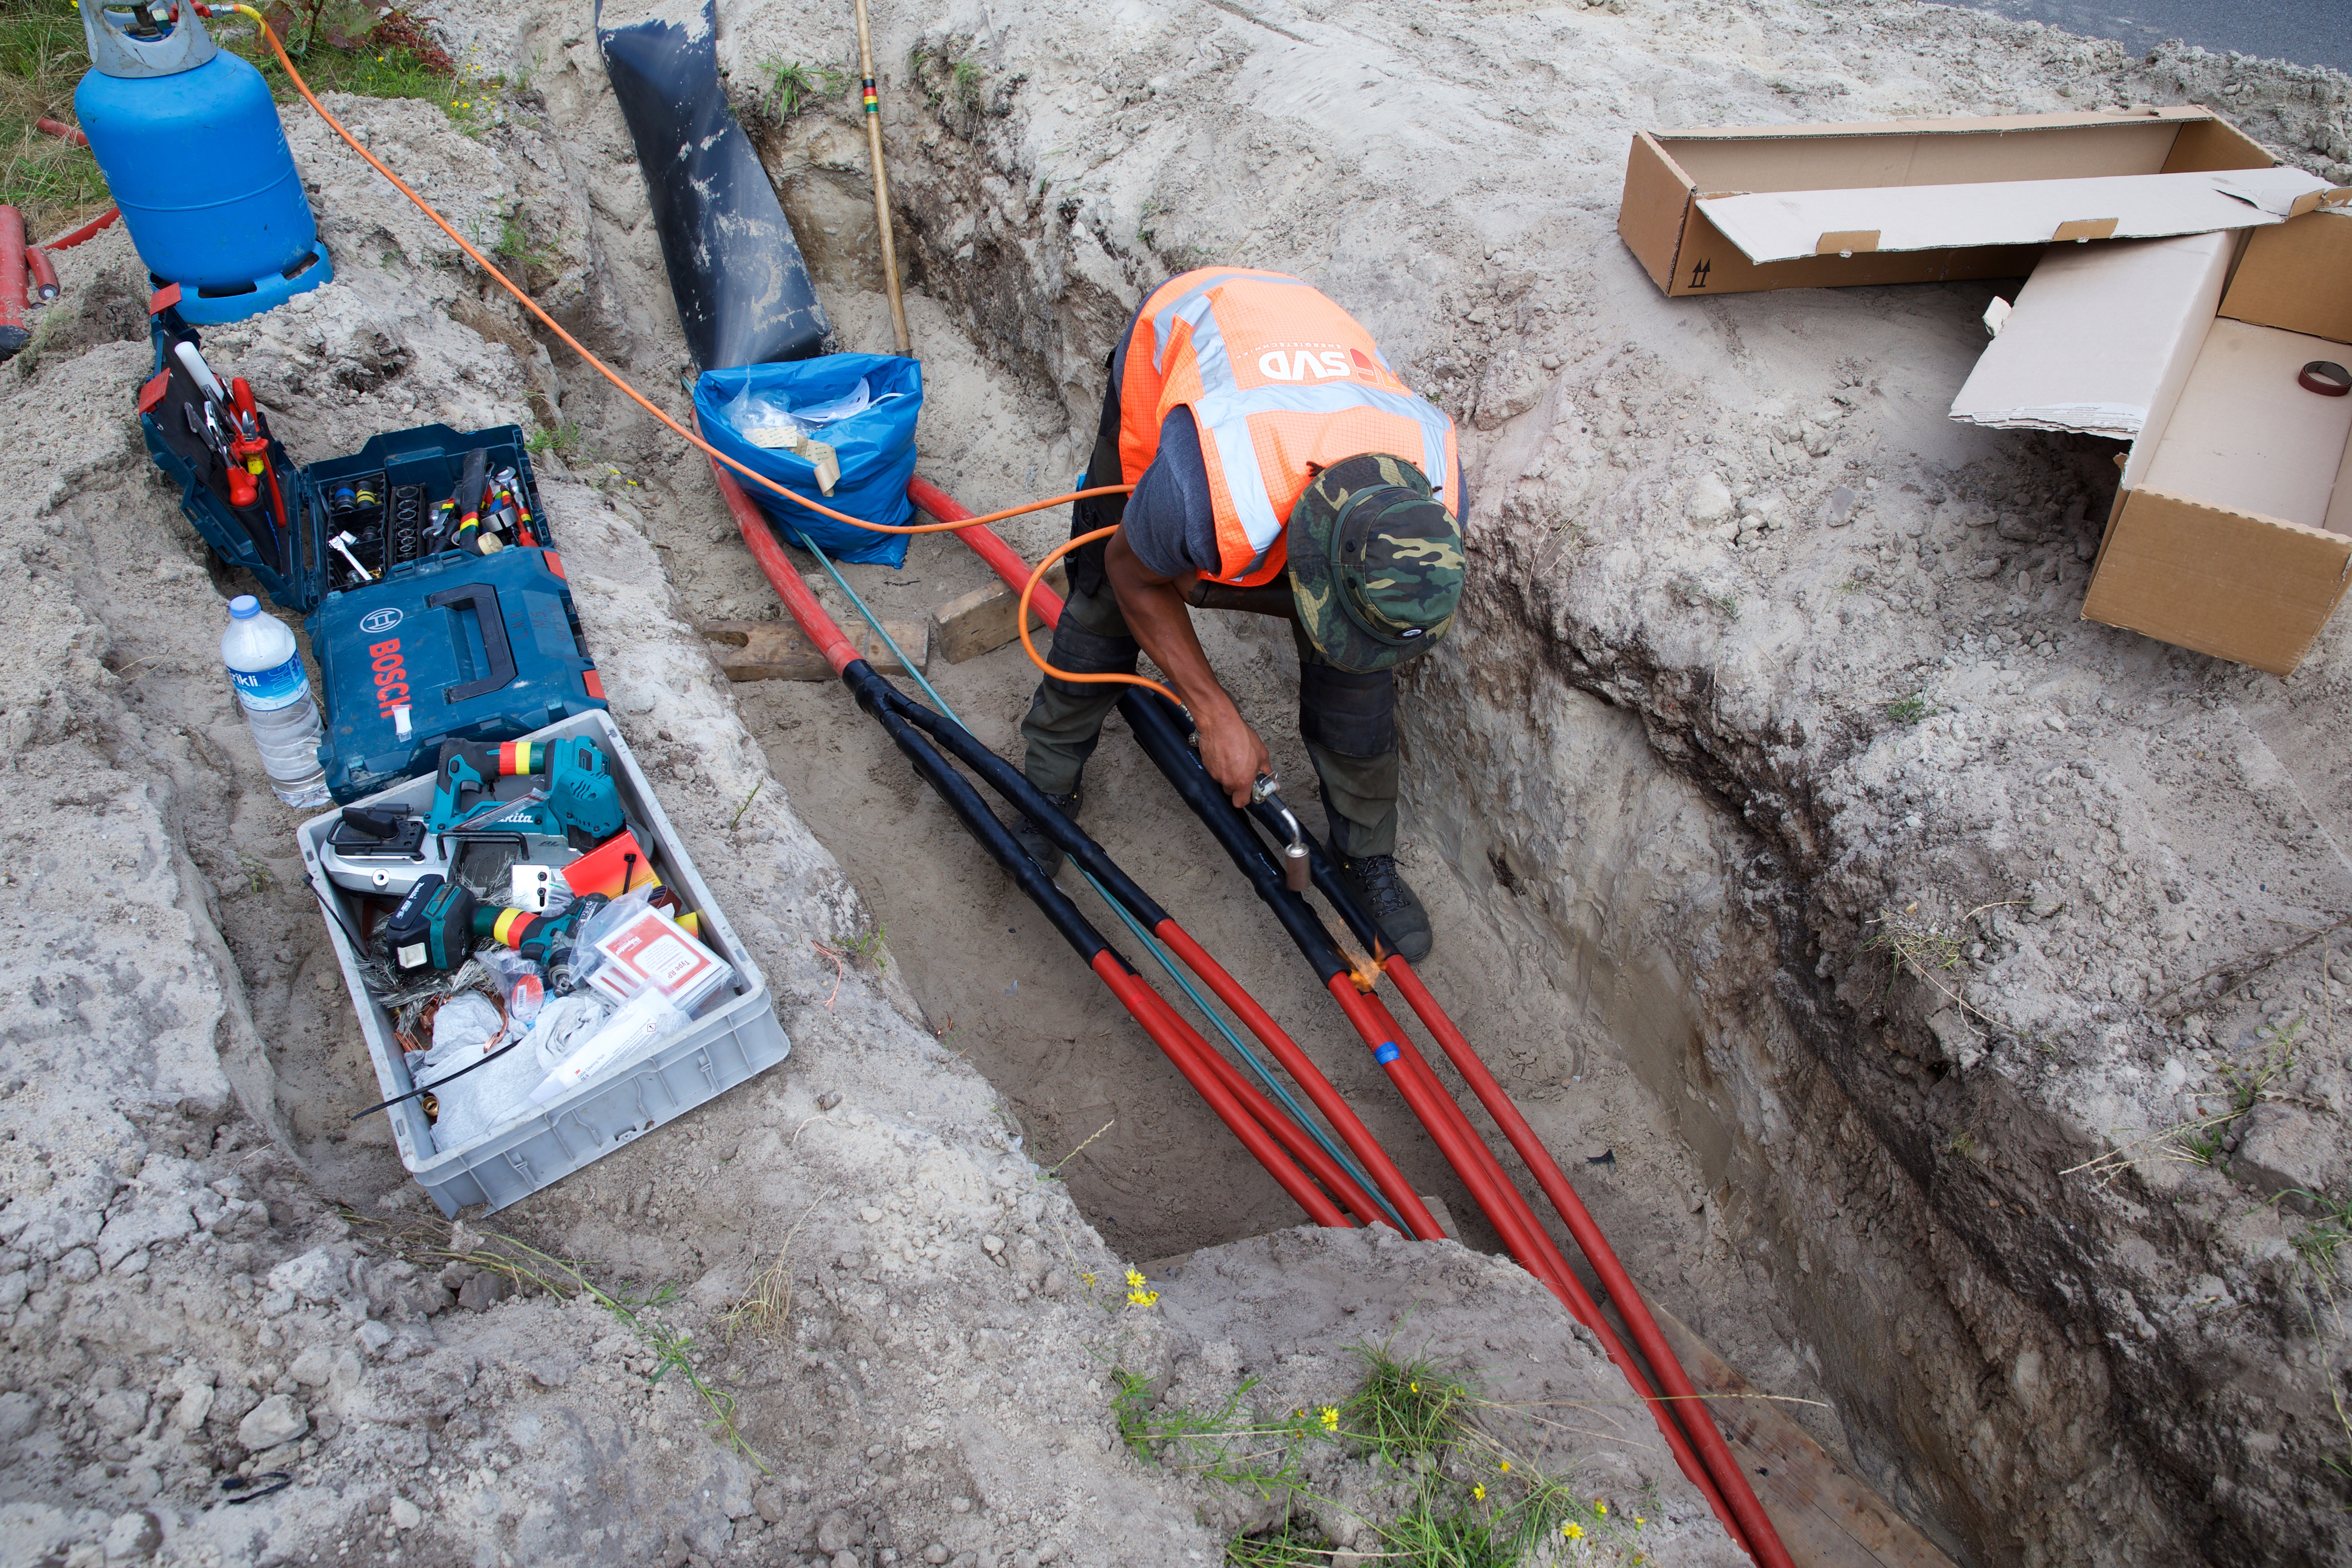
top-left (1338, 983), bottom-right (1753, 1551)
top-left (1152, 921), bottom-right (1446, 1241)
top-left (1384, 957), bottom-right (1791, 1568)
top-left (0, 208), bottom-right (29, 358)
top-left (1121, 979), bottom-right (1384, 1230)
top-left (723, 444), bottom-right (1357, 1233)
top-left (25, 245), bottom-right (58, 302)
top-left (708, 439), bottom-right (858, 675)
top-left (1093, 955), bottom-right (1352, 1230)
top-left (908, 477), bottom-right (1067, 625)
top-left (35, 117), bottom-right (88, 147)
top-left (37, 206), bottom-right (118, 253)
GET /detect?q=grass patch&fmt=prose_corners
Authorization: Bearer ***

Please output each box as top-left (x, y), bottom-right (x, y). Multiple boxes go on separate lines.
top-left (447, 1227), bottom-right (767, 1470)
top-left (526, 419), bottom-right (583, 459)
top-left (759, 58), bottom-right (846, 119)
top-left (1117, 1338), bottom-right (1647, 1564)
top-left (0, 1), bottom-right (110, 240)
top-left (0, 1), bottom-right (482, 239)
top-left (1885, 691), bottom-right (1931, 724)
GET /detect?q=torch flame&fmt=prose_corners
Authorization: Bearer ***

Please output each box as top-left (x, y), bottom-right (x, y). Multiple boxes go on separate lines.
top-left (1340, 941), bottom-right (1387, 993)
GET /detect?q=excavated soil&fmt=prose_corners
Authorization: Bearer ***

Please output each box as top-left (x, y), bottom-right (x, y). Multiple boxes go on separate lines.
top-left (5, 0), bottom-right (2352, 1565)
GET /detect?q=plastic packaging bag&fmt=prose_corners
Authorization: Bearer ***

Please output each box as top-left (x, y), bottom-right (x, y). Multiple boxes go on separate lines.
top-left (475, 949), bottom-right (546, 1032)
top-left (526, 991), bottom-right (615, 1073)
top-left (693, 354), bottom-right (924, 567)
top-left (426, 1042), bottom-right (548, 1152)
top-left (567, 886), bottom-right (656, 998)
top-left (529, 988), bottom-right (688, 1103)
top-left (584, 903), bottom-right (734, 1015)
top-left (416, 992), bottom-right (502, 1071)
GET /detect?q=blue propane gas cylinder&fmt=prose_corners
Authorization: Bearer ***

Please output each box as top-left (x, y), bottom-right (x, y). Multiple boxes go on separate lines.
top-left (73, 0), bottom-right (332, 324)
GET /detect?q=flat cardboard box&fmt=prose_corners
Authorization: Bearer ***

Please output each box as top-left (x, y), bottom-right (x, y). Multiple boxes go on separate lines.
top-left (1620, 107), bottom-right (2283, 298)
top-left (2081, 210), bottom-right (2352, 674)
top-left (1949, 230), bottom-right (2237, 438)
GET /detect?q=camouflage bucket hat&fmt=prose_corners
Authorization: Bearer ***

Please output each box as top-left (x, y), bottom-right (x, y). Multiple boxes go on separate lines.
top-left (1287, 454), bottom-right (1464, 673)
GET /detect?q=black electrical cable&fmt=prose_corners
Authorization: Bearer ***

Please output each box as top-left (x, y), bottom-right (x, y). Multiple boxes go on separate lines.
top-left (873, 684), bottom-right (1172, 931)
top-left (1117, 690), bottom-right (1350, 987)
top-left (841, 661), bottom-right (1115, 965)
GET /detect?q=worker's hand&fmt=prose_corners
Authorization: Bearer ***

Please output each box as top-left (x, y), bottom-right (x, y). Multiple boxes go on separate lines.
top-left (1196, 703), bottom-right (1272, 808)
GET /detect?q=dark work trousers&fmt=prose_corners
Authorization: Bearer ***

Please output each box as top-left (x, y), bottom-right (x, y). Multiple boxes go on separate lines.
top-left (1016, 355), bottom-right (1401, 857)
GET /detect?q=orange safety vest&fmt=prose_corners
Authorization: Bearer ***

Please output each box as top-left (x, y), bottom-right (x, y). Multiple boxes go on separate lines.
top-left (1116, 268), bottom-right (1460, 587)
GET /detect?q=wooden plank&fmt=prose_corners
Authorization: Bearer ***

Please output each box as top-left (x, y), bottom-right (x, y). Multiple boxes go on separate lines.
top-left (1647, 1304), bottom-right (1959, 1568)
top-left (932, 564), bottom-right (1068, 664)
top-left (698, 618), bottom-right (926, 680)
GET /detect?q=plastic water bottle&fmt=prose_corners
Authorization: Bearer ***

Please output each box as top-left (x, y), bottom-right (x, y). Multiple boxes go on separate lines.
top-left (220, 595), bottom-right (330, 808)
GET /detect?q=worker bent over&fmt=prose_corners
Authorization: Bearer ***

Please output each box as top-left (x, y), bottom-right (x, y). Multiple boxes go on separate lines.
top-left (1009, 267), bottom-right (1465, 961)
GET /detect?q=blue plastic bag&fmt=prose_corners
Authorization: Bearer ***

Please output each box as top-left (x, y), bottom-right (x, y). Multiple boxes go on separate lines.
top-left (695, 355), bottom-right (921, 567)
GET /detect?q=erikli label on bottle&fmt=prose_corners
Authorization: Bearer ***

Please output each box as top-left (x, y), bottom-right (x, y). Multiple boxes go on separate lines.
top-left (231, 652), bottom-right (309, 712)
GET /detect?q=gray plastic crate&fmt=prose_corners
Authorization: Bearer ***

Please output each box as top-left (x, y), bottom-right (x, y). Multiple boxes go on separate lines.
top-left (296, 709), bottom-right (789, 1215)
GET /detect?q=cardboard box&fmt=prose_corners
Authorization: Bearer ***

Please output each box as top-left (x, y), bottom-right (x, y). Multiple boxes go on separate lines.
top-left (2080, 211), bottom-right (2352, 674)
top-left (1619, 108), bottom-right (2294, 298)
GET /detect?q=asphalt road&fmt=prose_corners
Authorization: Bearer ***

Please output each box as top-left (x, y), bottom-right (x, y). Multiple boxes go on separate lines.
top-left (1928, 0), bottom-right (2352, 75)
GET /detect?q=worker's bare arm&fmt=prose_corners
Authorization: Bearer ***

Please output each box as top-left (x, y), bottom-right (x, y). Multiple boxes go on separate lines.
top-left (1104, 527), bottom-right (1269, 806)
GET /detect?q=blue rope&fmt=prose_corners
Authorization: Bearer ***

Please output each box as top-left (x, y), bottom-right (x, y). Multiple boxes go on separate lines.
top-left (788, 526), bottom-right (1398, 1227)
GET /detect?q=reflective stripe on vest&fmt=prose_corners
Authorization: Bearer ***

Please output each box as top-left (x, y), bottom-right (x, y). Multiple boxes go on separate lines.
top-left (1119, 270), bottom-right (1458, 585)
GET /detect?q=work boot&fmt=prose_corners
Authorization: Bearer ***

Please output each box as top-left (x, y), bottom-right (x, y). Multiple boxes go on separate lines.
top-left (1004, 788), bottom-right (1080, 877)
top-left (1336, 850), bottom-right (1433, 962)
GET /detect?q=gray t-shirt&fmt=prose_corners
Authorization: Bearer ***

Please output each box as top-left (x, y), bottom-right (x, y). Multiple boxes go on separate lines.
top-left (1119, 405), bottom-right (1223, 579)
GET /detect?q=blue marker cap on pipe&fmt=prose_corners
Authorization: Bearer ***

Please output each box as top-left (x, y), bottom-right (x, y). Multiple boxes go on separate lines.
top-left (1374, 1042), bottom-right (1400, 1065)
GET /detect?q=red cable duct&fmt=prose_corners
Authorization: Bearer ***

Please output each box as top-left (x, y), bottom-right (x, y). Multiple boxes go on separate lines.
top-left (37, 208), bottom-right (119, 253)
top-left (1152, 921), bottom-right (1446, 1242)
top-left (1117, 975), bottom-right (1384, 1229)
top-left (908, 477), bottom-right (1066, 624)
top-left (1343, 971), bottom-right (1755, 1553)
top-left (713, 440), bottom-right (1356, 1233)
top-left (1089, 956), bottom-right (1352, 1230)
top-left (912, 476), bottom-right (1781, 1563)
top-left (0, 208), bottom-right (28, 352)
top-left (35, 117), bottom-right (88, 147)
top-left (1384, 958), bottom-right (1791, 1568)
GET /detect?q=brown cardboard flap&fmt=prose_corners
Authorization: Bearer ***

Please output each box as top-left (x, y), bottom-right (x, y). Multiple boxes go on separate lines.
top-left (1815, 230), bottom-right (1880, 255)
top-left (2051, 218), bottom-right (2119, 242)
top-left (2082, 486), bottom-right (2352, 675)
top-left (2221, 210), bottom-right (2352, 344)
top-left (2161, 115), bottom-right (2278, 173)
top-left (1617, 132), bottom-right (1695, 294)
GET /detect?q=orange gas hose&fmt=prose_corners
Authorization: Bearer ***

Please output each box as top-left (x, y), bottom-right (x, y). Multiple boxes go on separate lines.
top-left (230, 7), bottom-right (1123, 537)
top-left (239, 5), bottom-right (1166, 702)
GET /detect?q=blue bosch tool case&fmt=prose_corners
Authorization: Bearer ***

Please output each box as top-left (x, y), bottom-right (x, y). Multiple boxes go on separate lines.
top-left (307, 545), bottom-right (606, 804)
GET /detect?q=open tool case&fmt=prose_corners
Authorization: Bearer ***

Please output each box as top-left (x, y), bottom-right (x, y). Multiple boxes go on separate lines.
top-left (139, 318), bottom-right (557, 613)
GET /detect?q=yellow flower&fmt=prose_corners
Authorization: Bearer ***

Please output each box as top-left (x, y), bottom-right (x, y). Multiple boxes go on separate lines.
top-left (1632, 1515), bottom-right (1645, 1529)
top-left (1318, 1406), bottom-right (1339, 1432)
top-left (1409, 1381), bottom-right (1420, 1393)
top-left (1563, 1522), bottom-right (1584, 1540)
top-left (1079, 1271), bottom-right (1096, 1286)
top-left (1498, 1460), bottom-right (1510, 1473)
top-left (1124, 1267), bottom-right (1146, 1289)
top-left (1593, 1500), bottom-right (1607, 1515)
top-left (1472, 1483), bottom-right (1486, 1501)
